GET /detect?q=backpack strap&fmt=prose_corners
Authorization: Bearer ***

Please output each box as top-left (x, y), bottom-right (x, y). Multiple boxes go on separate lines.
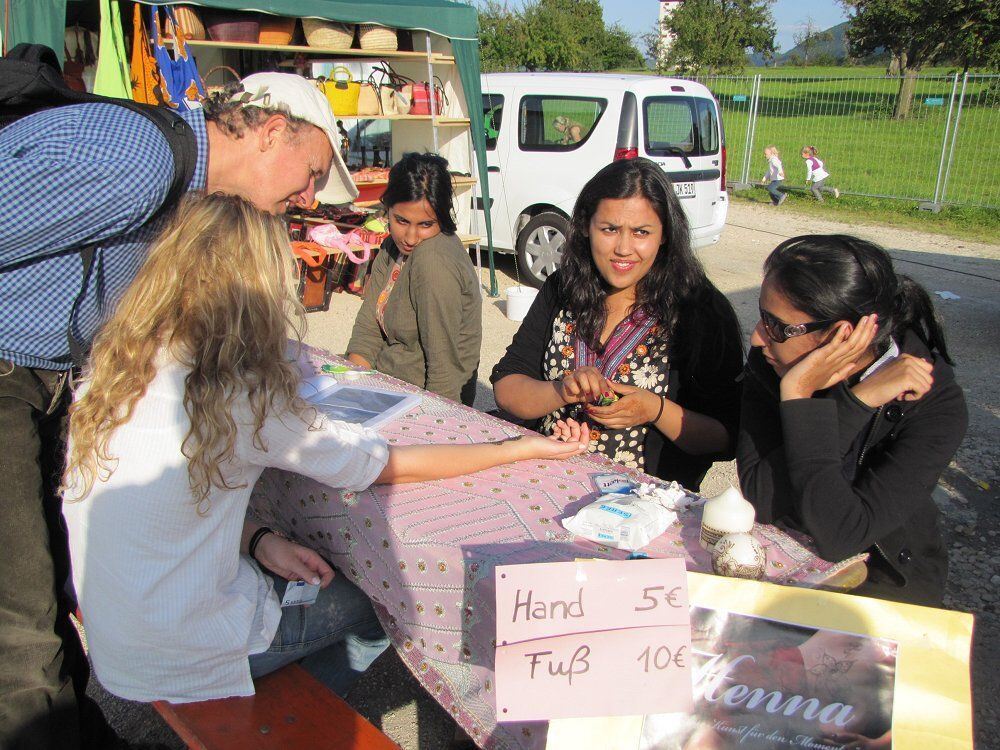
top-left (2, 44), bottom-right (199, 368)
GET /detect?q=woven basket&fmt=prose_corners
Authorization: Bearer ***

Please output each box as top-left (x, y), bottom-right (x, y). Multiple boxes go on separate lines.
top-left (204, 10), bottom-right (260, 43)
top-left (167, 5), bottom-right (206, 40)
top-left (358, 24), bottom-right (398, 51)
top-left (258, 15), bottom-right (296, 46)
top-left (202, 65), bottom-right (241, 97)
top-left (302, 18), bottom-right (355, 49)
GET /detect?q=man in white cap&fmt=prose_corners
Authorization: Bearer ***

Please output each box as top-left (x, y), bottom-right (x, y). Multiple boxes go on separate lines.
top-left (0, 72), bottom-right (354, 749)
top-left (207, 71), bottom-right (357, 212)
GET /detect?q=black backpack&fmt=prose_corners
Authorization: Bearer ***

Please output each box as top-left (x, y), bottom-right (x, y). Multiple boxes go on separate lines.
top-left (0, 43), bottom-right (199, 366)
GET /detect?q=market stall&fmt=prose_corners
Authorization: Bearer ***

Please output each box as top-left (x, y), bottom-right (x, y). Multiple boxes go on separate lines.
top-left (2, 0), bottom-right (500, 294)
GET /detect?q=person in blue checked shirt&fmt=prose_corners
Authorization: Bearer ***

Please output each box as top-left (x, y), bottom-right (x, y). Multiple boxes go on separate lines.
top-left (0, 72), bottom-right (357, 750)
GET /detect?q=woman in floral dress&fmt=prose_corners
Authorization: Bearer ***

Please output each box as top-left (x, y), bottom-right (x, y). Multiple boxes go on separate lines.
top-left (491, 158), bottom-right (744, 490)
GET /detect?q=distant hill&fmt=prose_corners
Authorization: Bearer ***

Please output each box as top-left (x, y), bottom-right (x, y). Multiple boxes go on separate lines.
top-left (779, 21), bottom-right (850, 64)
top-left (749, 21), bottom-right (852, 67)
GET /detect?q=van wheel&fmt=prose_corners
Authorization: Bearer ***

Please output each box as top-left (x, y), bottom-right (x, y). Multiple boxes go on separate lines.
top-left (516, 212), bottom-right (569, 289)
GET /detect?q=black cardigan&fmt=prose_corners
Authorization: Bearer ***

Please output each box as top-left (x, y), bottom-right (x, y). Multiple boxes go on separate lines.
top-left (737, 331), bottom-right (968, 606)
top-left (490, 271), bottom-right (745, 490)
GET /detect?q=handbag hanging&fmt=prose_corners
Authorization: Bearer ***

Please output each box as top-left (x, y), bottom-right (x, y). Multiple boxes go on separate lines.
top-left (408, 76), bottom-right (447, 116)
top-left (150, 5), bottom-right (206, 110)
top-left (64, 26), bottom-right (97, 92)
top-left (357, 80), bottom-right (381, 116)
top-left (320, 65), bottom-right (360, 117)
top-left (291, 242), bottom-right (335, 312)
top-left (130, 4), bottom-right (164, 105)
top-left (371, 64), bottom-right (410, 114)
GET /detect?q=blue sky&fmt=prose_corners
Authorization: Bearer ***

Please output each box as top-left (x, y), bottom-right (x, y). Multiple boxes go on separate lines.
top-left (598, 0), bottom-right (850, 55)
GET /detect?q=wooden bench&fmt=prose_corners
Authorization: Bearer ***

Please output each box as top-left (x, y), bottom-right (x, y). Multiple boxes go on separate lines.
top-left (152, 663), bottom-right (400, 750)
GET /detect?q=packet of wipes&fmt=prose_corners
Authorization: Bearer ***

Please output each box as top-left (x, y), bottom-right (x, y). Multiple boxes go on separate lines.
top-left (562, 481), bottom-right (692, 551)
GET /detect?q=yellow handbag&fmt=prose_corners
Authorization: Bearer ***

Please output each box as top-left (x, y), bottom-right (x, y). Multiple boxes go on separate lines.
top-left (321, 65), bottom-right (360, 116)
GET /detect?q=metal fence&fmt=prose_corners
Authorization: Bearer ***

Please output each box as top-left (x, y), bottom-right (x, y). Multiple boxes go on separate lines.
top-left (693, 73), bottom-right (1000, 210)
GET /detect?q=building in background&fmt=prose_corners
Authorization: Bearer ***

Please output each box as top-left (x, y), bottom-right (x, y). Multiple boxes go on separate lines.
top-left (658, 0), bottom-right (683, 61)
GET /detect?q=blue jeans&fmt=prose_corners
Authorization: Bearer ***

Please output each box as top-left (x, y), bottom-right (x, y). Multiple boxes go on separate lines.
top-left (248, 569), bottom-right (389, 696)
top-left (766, 179), bottom-right (784, 204)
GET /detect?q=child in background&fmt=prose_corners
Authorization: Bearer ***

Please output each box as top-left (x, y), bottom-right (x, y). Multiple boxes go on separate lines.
top-left (761, 145), bottom-right (786, 206)
top-left (801, 145), bottom-right (840, 202)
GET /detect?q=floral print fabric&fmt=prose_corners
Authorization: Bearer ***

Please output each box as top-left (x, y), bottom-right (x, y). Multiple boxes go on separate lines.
top-left (540, 309), bottom-right (669, 470)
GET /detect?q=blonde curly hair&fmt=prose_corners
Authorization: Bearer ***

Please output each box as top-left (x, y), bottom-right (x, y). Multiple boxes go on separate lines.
top-left (65, 192), bottom-right (308, 511)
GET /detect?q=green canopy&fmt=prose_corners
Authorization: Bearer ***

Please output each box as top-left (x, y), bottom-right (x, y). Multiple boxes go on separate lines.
top-left (2, 0), bottom-right (497, 293)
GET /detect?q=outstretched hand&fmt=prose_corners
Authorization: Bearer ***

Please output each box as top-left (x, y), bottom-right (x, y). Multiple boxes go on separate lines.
top-left (780, 314), bottom-right (878, 400)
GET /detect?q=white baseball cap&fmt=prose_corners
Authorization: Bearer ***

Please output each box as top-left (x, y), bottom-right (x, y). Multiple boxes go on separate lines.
top-left (235, 72), bottom-right (358, 205)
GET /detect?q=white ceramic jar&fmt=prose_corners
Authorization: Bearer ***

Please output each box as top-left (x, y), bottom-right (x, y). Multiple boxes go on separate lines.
top-left (699, 485), bottom-right (755, 551)
top-left (711, 532), bottom-right (767, 580)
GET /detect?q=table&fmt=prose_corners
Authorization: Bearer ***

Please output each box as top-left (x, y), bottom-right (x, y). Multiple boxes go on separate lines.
top-left (250, 347), bottom-right (867, 750)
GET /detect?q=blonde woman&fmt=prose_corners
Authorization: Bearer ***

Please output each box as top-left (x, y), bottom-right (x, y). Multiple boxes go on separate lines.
top-left (61, 193), bottom-right (589, 703)
top-left (552, 115), bottom-right (583, 145)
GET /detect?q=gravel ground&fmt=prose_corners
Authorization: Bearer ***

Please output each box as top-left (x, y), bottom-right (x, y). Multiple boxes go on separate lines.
top-left (97, 201), bottom-right (999, 748)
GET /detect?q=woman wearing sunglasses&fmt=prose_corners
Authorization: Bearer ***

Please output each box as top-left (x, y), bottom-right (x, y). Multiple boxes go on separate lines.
top-left (738, 234), bottom-right (967, 606)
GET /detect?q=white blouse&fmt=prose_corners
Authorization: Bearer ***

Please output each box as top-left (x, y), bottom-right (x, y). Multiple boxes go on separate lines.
top-left (63, 356), bottom-right (388, 703)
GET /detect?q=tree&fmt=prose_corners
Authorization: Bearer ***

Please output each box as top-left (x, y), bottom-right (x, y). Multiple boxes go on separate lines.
top-left (644, 0), bottom-right (776, 75)
top-left (478, 1), bottom-right (529, 72)
top-left (841, 0), bottom-right (995, 118)
top-left (792, 17), bottom-right (834, 66)
top-left (476, 0), bottom-right (645, 73)
top-left (601, 23), bottom-right (645, 71)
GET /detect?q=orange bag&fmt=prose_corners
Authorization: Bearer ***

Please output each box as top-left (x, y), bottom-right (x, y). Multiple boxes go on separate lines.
top-left (130, 4), bottom-right (163, 105)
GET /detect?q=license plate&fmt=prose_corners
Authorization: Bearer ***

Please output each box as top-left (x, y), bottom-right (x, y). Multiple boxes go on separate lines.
top-left (673, 182), bottom-right (696, 199)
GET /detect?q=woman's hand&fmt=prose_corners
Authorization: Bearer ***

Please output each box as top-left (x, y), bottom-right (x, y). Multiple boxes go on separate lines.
top-left (780, 315), bottom-right (878, 401)
top-left (559, 367), bottom-right (611, 406)
top-left (585, 382), bottom-right (662, 430)
top-left (254, 534), bottom-right (335, 589)
top-left (506, 426), bottom-right (590, 463)
top-left (548, 418), bottom-right (592, 448)
top-left (851, 354), bottom-right (933, 408)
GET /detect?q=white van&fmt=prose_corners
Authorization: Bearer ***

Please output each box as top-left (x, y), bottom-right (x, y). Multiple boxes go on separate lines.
top-left (477, 73), bottom-right (728, 287)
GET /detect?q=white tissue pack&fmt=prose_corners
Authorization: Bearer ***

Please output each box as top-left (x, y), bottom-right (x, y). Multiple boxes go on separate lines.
top-left (562, 476), bottom-right (695, 551)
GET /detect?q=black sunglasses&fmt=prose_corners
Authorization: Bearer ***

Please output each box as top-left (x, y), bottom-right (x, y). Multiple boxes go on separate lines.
top-left (758, 305), bottom-right (837, 344)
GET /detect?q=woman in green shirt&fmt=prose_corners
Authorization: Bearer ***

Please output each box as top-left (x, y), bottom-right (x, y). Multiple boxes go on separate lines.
top-left (347, 153), bottom-right (482, 405)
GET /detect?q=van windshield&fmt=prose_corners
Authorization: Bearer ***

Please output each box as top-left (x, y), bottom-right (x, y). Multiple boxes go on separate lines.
top-left (643, 96), bottom-right (719, 157)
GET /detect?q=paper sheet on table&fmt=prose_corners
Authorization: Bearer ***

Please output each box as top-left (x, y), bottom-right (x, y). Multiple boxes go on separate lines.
top-left (299, 377), bottom-right (421, 429)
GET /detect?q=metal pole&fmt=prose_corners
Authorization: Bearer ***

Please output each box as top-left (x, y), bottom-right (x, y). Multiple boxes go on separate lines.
top-left (743, 75), bottom-right (762, 186)
top-left (425, 34), bottom-right (439, 153)
top-left (739, 75), bottom-right (756, 186)
top-left (940, 72), bottom-right (968, 206)
top-left (931, 73), bottom-right (960, 206)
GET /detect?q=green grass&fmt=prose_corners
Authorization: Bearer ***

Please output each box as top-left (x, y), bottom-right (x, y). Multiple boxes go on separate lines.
top-left (694, 69), bottom-right (1000, 209)
top-left (732, 187), bottom-right (1000, 245)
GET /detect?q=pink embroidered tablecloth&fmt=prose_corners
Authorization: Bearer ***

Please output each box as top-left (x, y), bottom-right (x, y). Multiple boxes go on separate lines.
top-left (249, 347), bottom-right (866, 750)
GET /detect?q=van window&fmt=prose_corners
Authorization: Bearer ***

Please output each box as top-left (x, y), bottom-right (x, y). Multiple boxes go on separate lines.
top-left (643, 96), bottom-right (719, 157)
top-left (482, 94), bottom-right (504, 151)
top-left (518, 95), bottom-right (607, 152)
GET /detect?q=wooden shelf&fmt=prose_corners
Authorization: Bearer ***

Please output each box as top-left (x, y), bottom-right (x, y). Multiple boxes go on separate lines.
top-left (185, 38), bottom-right (454, 64)
top-left (333, 114), bottom-right (470, 125)
top-left (353, 175), bottom-right (475, 188)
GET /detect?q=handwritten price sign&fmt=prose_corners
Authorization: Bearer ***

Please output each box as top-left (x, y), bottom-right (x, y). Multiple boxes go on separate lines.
top-left (494, 559), bottom-right (693, 722)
